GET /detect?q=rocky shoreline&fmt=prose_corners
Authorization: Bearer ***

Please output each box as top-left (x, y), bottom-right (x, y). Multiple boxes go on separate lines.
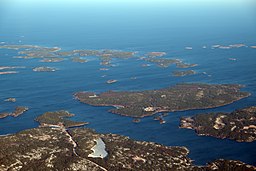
top-left (180, 106), bottom-right (256, 142)
top-left (0, 110), bottom-right (255, 171)
top-left (0, 106), bottom-right (29, 119)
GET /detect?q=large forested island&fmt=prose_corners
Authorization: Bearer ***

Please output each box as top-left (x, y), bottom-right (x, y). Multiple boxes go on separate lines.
top-left (74, 83), bottom-right (250, 118)
top-left (180, 106), bottom-right (256, 142)
top-left (0, 111), bottom-right (255, 171)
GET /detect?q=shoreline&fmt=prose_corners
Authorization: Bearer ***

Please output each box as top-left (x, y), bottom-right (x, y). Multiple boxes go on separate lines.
top-left (180, 106), bottom-right (256, 142)
top-left (75, 93), bottom-right (251, 118)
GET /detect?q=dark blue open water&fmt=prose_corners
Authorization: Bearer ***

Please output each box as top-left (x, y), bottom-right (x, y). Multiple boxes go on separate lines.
top-left (0, 0), bottom-right (256, 166)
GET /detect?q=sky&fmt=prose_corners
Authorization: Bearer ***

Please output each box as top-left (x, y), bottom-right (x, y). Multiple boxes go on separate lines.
top-left (1, 0), bottom-right (255, 7)
top-left (0, 0), bottom-right (255, 42)
top-left (1, 0), bottom-right (255, 16)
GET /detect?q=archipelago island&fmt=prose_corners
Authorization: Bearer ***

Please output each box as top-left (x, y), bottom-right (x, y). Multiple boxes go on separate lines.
top-left (172, 70), bottom-right (197, 77)
top-left (74, 83), bottom-right (250, 118)
top-left (0, 106), bottom-right (29, 119)
top-left (0, 44), bottom-right (198, 72)
top-left (1, 43), bottom-right (256, 170)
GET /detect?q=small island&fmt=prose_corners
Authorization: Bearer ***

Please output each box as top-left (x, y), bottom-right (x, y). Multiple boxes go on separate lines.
top-left (0, 71), bottom-right (18, 75)
top-left (185, 47), bottom-right (193, 50)
top-left (132, 118), bottom-right (141, 123)
top-left (4, 98), bottom-right (16, 102)
top-left (106, 79), bottom-right (118, 84)
top-left (143, 58), bottom-right (181, 68)
top-left (172, 70), bottom-right (197, 77)
top-left (141, 64), bottom-right (151, 67)
top-left (211, 44), bottom-right (246, 49)
top-left (0, 44), bottom-right (43, 50)
top-left (11, 106), bottom-right (29, 117)
top-left (180, 106), bottom-right (256, 142)
top-left (0, 66), bottom-right (25, 70)
top-left (33, 67), bottom-right (57, 72)
top-left (0, 106), bottom-right (29, 119)
top-left (176, 62), bottom-right (198, 68)
top-left (153, 113), bottom-right (169, 124)
top-left (71, 57), bottom-right (88, 63)
top-left (74, 83), bottom-right (250, 118)
top-left (146, 52), bottom-right (166, 57)
top-left (40, 58), bottom-right (65, 63)
top-left (228, 58), bottom-right (237, 61)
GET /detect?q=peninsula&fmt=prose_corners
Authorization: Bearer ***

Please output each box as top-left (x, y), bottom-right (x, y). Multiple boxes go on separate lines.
top-left (0, 111), bottom-right (255, 170)
top-left (180, 106), bottom-right (256, 142)
top-left (74, 83), bottom-right (250, 118)
top-left (35, 110), bottom-right (88, 128)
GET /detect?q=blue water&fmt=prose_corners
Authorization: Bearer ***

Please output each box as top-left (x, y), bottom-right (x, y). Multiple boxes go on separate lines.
top-left (0, 0), bottom-right (256, 166)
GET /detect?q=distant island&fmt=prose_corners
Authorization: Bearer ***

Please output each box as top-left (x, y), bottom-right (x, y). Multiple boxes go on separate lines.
top-left (106, 79), bottom-right (118, 84)
top-left (0, 66), bottom-right (25, 75)
top-left (172, 70), bottom-right (197, 77)
top-left (0, 66), bottom-right (25, 70)
top-left (33, 67), bottom-right (57, 72)
top-left (40, 58), bottom-right (64, 63)
top-left (146, 51), bottom-right (166, 57)
top-left (180, 106), bottom-right (256, 142)
top-left (143, 58), bottom-right (181, 68)
top-left (71, 57), bottom-right (88, 63)
top-left (0, 44), bottom-right (198, 70)
top-left (176, 62), bottom-right (198, 68)
top-left (211, 44), bottom-right (246, 49)
top-left (74, 83), bottom-right (250, 118)
top-left (0, 44), bottom-right (137, 67)
top-left (4, 98), bottom-right (16, 102)
top-left (0, 71), bottom-right (19, 75)
top-left (0, 110), bottom-right (255, 170)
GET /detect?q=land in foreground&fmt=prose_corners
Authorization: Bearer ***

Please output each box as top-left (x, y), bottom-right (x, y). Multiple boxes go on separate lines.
top-left (0, 111), bottom-right (255, 171)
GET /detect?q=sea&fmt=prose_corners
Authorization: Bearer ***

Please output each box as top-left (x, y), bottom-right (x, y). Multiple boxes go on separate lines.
top-left (0, 0), bottom-right (256, 166)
